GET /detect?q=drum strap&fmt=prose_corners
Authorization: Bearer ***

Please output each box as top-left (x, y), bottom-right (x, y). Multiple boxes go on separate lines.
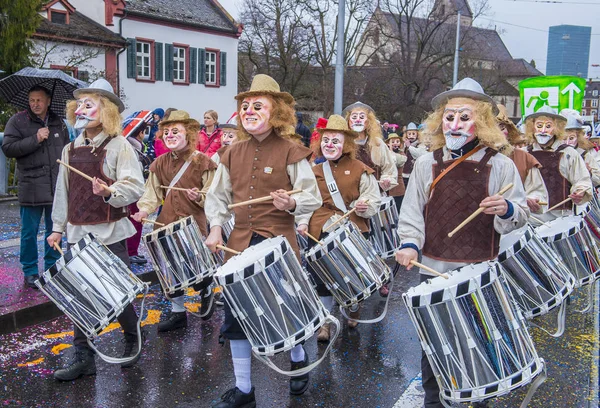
top-left (323, 160), bottom-right (348, 212)
top-left (166, 151), bottom-right (199, 197)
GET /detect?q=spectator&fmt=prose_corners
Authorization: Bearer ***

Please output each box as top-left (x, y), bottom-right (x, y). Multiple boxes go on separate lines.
top-left (1, 85), bottom-right (70, 289)
top-left (154, 107), bottom-right (176, 158)
top-left (381, 121), bottom-right (391, 140)
top-left (197, 110), bottom-right (222, 156)
top-left (145, 107), bottom-right (164, 159)
top-left (296, 112), bottom-right (312, 147)
top-left (309, 117), bottom-right (328, 164)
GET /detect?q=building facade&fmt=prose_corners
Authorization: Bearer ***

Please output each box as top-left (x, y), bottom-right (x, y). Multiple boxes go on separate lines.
top-left (582, 80), bottom-right (600, 121)
top-left (546, 25), bottom-right (591, 78)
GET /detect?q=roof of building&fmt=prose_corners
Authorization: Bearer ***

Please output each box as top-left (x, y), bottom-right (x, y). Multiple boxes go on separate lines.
top-left (585, 80), bottom-right (600, 95)
top-left (124, 0), bottom-right (239, 35)
top-left (502, 58), bottom-right (543, 77)
top-left (432, 0), bottom-right (473, 18)
top-left (35, 10), bottom-right (126, 47)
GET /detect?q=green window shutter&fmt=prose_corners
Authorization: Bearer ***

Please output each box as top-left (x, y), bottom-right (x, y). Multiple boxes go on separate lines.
top-left (165, 43), bottom-right (174, 82)
top-left (190, 48), bottom-right (197, 83)
top-left (155, 42), bottom-right (163, 81)
top-left (198, 48), bottom-right (206, 84)
top-left (127, 38), bottom-right (136, 79)
top-left (220, 51), bottom-right (227, 86)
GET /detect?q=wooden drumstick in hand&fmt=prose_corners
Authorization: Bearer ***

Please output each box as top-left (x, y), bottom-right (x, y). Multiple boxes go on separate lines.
top-left (323, 200), bottom-right (370, 233)
top-left (216, 245), bottom-right (241, 255)
top-left (160, 185), bottom-right (204, 193)
top-left (228, 189), bottom-right (302, 209)
top-left (52, 242), bottom-right (64, 256)
top-left (546, 197), bottom-right (572, 212)
top-left (56, 159), bottom-right (116, 193)
top-left (142, 218), bottom-right (165, 227)
top-left (410, 260), bottom-right (449, 279)
top-left (447, 183), bottom-right (514, 238)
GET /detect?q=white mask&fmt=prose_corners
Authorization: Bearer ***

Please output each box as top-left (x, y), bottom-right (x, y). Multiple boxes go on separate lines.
top-left (444, 131), bottom-right (470, 150)
top-left (351, 123), bottom-right (365, 132)
top-left (535, 134), bottom-right (552, 145)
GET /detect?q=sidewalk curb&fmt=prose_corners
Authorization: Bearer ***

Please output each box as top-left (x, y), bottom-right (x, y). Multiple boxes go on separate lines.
top-left (0, 269), bottom-right (159, 335)
top-left (0, 195), bottom-right (18, 202)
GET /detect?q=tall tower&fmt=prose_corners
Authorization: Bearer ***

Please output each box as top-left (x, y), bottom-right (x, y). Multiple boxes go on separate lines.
top-left (546, 25), bottom-right (591, 77)
top-left (430, 0), bottom-right (473, 26)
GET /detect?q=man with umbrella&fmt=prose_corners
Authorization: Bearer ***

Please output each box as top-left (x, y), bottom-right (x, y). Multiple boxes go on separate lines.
top-left (2, 84), bottom-right (70, 288)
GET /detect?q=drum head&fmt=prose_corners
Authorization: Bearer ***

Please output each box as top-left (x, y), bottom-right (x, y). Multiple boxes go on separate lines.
top-left (216, 236), bottom-right (287, 282)
top-left (144, 216), bottom-right (195, 241)
top-left (305, 223), bottom-right (353, 261)
top-left (535, 215), bottom-right (583, 241)
top-left (498, 226), bottom-right (530, 261)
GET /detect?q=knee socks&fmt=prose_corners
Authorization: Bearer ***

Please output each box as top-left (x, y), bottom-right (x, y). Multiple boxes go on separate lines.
top-left (171, 295), bottom-right (186, 313)
top-left (230, 339), bottom-right (252, 393)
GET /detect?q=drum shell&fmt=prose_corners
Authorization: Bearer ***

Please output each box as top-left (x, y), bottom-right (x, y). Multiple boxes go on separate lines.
top-left (144, 217), bottom-right (220, 295)
top-left (368, 196), bottom-right (401, 259)
top-left (37, 234), bottom-right (145, 339)
top-left (216, 236), bottom-right (327, 356)
top-left (306, 222), bottom-right (390, 308)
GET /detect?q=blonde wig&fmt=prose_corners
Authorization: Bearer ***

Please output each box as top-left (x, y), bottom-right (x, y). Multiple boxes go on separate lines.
top-left (236, 94), bottom-right (297, 141)
top-left (157, 120), bottom-right (200, 160)
top-left (204, 109), bottom-right (219, 124)
top-left (313, 130), bottom-right (357, 160)
top-left (524, 115), bottom-right (566, 142)
top-left (66, 94), bottom-right (122, 137)
top-left (344, 108), bottom-right (385, 164)
top-left (423, 98), bottom-right (513, 156)
top-left (569, 128), bottom-right (593, 150)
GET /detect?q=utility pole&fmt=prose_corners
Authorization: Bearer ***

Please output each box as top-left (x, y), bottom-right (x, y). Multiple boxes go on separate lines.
top-left (334, 0), bottom-right (345, 114)
top-left (452, 11), bottom-right (461, 86)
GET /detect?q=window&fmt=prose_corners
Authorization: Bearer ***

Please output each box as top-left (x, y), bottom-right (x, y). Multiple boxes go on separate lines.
top-left (593, 90), bottom-right (599, 97)
top-left (50, 64), bottom-right (78, 78)
top-left (583, 99), bottom-right (586, 108)
top-left (50, 10), bottom-right (67, 24)
top-left (593, 99), bottom-right (598, 108)
top-left (173, 46), bottom-right (186, 83)
top-left (136, 41), bottom-right (152, 79)
top-left (205, 51), bottom-right (217, 85)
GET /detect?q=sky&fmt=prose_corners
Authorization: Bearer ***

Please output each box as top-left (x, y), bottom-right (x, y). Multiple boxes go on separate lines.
top-left (218, 0), bottom-right (600, 78)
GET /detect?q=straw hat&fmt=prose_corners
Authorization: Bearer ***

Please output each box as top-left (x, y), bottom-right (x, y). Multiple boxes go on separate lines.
top-left (342, 101), bottom-right (374, 117)
top-left (317, 114), bottom-right (358, 138)
top-left (160, 110), bottom-right (200, 127)
top-left (386, 133), bottom-right (402, 141)
top-left (73, 78), bottom-right (125, 113)
top-left (432, 78), bottom-right (498, 114)
top-left (525, 105), bottom-right (566, 123)
top-left (235, 74), bottom-right (294, 104)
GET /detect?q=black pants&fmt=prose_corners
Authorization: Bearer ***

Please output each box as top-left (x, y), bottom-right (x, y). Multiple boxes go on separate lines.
top-left (403, 177), bottom-right (410, 188)
top-left (221, 233), bottom-right (266, 340)
top-left (392, 195), bottom-right (403, 213)
top-left (71, 239), bottom-right (139, 349)
top-left (420, 273), bottom-right (444, 408)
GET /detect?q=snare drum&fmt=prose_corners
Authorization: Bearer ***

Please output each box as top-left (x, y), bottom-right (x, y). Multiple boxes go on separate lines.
top-left (144, 217), bottom-right (221, 296)
top-left (368, 196), bottom-right (401, 259)
top-left (536, 215), bottom-right (600, 287)
top-left (498, 226), bottom-right (575, 319)
top-left (306, 222), bottom-right (390, 309)
top-left (403, 262), bottom-right (545, 404)
top-left (215, 236), bottom-right (332, 356)
top-left (36, 233), bottom-right (147, 340)
top-left (222, 215), bottom-right (235, 243)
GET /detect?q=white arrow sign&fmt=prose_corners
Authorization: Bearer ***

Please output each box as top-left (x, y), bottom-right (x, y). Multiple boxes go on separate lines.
top-left (561, 82), bottom-right (582, 109)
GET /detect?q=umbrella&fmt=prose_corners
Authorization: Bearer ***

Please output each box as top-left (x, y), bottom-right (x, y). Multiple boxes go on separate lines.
top-left (122, 110), bottom-right (153, 138)
top-left (0, 67), bottom-right (88, 118)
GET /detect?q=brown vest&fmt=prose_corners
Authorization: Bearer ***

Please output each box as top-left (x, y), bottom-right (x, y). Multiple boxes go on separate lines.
top-left (149, 150), bottom-right (217, 236)
top-left (422, 148), bottom-right (500, 263)
top-left (510, 148), bottom-right (541, 184)
top-left (528, 145), bottom-right (571, 210)
top-left (220, 132), bottom-right (312, 260)
top-left (356, 143), bottom-right (382, 180)
top-left (67, 138), bottom-right (128, 225)
top-left (310, 155), bottom-right (374, 237)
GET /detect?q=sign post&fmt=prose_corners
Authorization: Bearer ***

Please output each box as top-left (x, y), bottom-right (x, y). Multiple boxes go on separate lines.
top-left (519, 76), bottom-right (586, 117)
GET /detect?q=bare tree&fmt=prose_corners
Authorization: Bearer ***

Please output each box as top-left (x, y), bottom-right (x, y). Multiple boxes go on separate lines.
top-left (31, 41), bottom-right (104, 81)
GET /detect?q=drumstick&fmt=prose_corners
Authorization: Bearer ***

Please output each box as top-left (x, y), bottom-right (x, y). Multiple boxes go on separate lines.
top-left (216, 244), bottom-right (241, 255)
top-left (537, 201), bottom-right (548, 206)
top-left (228, 189), bottom-right (302, 209)
top-left (410, 260), bottom-right (449, 279)
top-left (304, 232), bottom-right (323, 245)
top-left (142, 218), bottom-right (165, 227)
top-left (323, 200), bottom-right (370, 233)
top-left (160, 185), bottom-right (204, 193)
top-left (52, 242), bottom-right (63, 256)
top-left (546, 197), bottom-right (572, 212)
top-left (447, 183), bottom-right (514, 238)
top-left (56, 159), bottom-right (116, 193)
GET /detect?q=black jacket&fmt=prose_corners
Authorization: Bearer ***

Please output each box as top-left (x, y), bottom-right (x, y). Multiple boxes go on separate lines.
top-left (295, 121), bottom-right (312, 148)
top-left (2, 109), bottom-right (70, 206)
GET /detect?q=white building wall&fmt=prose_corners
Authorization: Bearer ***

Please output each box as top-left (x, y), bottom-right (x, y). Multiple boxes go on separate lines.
top-left (114, 18), bottom-right (238, 122)
top-left (68, 0), bottom-right (105, 24)
top-left (31, 39), bottom-right (106, 77)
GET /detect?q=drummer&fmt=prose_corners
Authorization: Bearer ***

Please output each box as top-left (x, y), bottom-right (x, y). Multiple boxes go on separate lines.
top-left (131, 110), bottom-right (217, 332)
top-left (525, 105), bottom-right (592, 222)
top-left (343, 101), bottom-right (398, 192)
top-left (204, 74), bottom-right (322, 407)
top-left (394, 78), bottom-right (529, 408)
top-left (211, 123), bottom-right (238, 165)
top-left (496, 104), bottom-right (547, 213)
top-left (401, 122), bottom-right (428, 187)
top-left (561, 109), bottom-right (600, 187)
top-left (46, 78), bottom-right (145, 381)
top-left (296, 114), bottom-right (381, 336)
top-left (386, 133), bottom-right (407, 211)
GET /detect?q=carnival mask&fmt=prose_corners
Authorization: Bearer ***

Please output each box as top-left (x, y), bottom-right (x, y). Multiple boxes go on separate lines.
top-left (498, 122), bottom-right (509, 138)
top-left (74, 95), bottom-right (101, 130)
top-left (222, 130), bottom-right (238, 146)
top-left (405, 130), bottom-right (418, 143)
top-left (349, 110), bottom-right (367, 133)
top-left (321, 132), bottom-right (345, 161)
top-left (162, 124), bottom-right (188, 152)
top-left (534, 118), bottom-right (555, 145)
top-left (565, 130), bottom-right (578, 147)
top-left (442, 102), bottom-right (476, 150)
top-left (240, 96), bottom-right (272, 136)
top-left (388, 138), bottom-right (402, 152)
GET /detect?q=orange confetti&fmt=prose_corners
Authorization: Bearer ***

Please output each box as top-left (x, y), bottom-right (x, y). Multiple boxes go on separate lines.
top-left (51, 343), bottom-right (72, 355)
top-left (44, 331), bottom-right (74, 339)
top-left (141, 310), bottom-right (161, 326)
top-left (18, 357), bottom-right (44, 367)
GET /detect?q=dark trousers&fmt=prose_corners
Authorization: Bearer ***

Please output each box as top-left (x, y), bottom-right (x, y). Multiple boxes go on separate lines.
top-left (403, 177), bottom-right (410, 188)
top-left (20, 205), bottom-right (61, 276)
top-left (392, 195), bottom-right (403, 213)
top-left (420, 273), bottom-right (443, 407)
top-left (71, 239), bottom-right (139, 349)
top-left (126, 202), bottom-right (143, 257)
top-left (221, 233), bottom-right (266, 340)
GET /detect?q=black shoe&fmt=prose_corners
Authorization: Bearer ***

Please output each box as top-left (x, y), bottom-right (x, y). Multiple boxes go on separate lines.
top-left (130, 255), bottom-right (147, 265)
top-left (54, 348), bottom-right (96, 381)
top-left (24, 274), bottom-right (39, 290)
top-left (199, 287), bottom-right (216, 321)
top-left (289, 352), bottom-right (310, 395)
top-left (158, 311), bottom-right (187, 332)
top-left (212, 386), bottom-right (256, 408)
top-left (121, 333), bottom-right (141, 368)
